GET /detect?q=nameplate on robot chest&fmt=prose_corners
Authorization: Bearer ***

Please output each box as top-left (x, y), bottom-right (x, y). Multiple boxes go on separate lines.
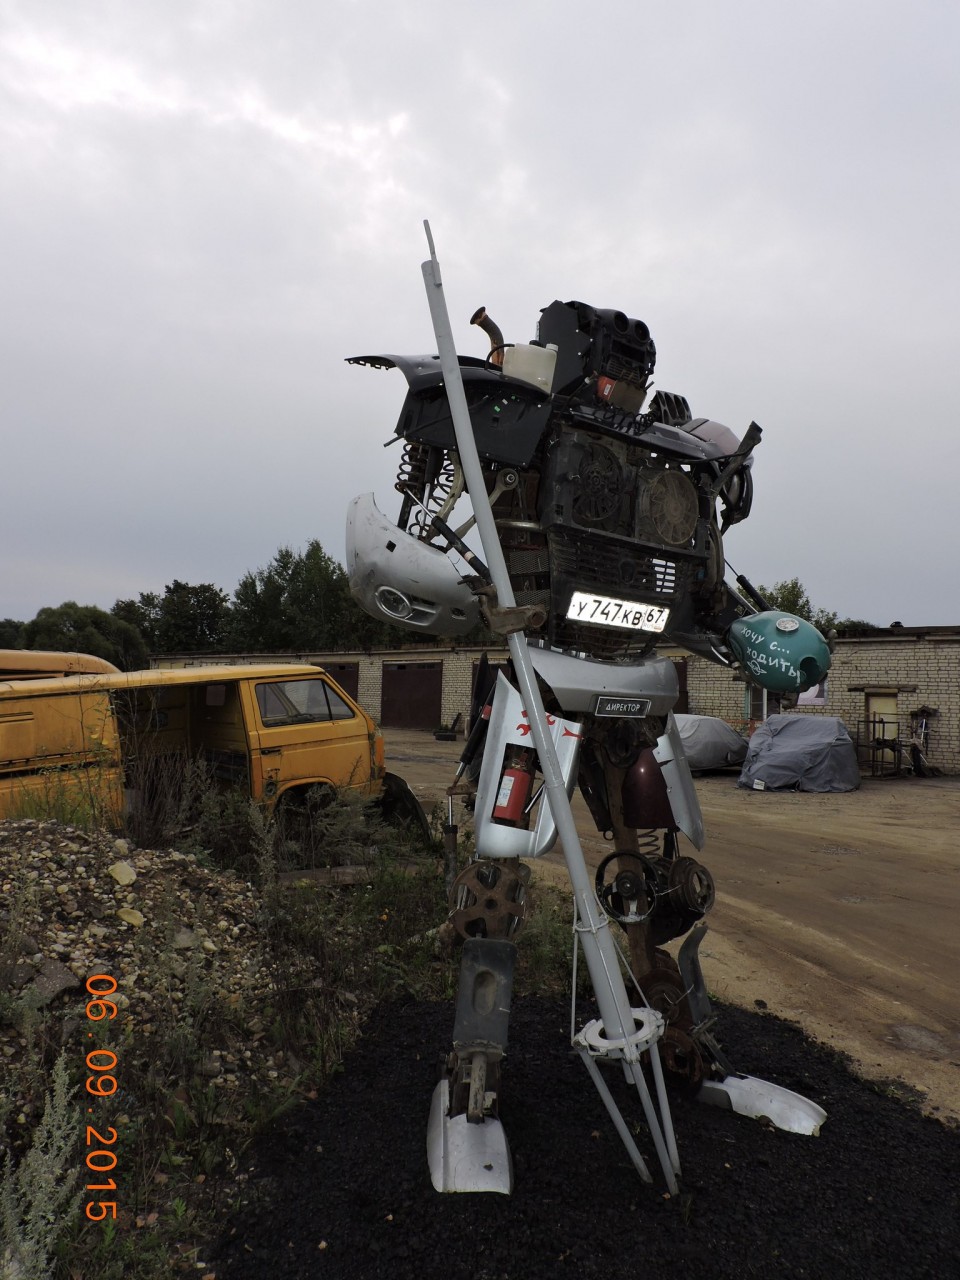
top-left (593, 696), bottom-right (652, 718)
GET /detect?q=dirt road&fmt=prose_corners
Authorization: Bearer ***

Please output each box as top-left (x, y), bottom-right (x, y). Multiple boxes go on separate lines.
top-left (384, 728), bottom-right (960, 1123)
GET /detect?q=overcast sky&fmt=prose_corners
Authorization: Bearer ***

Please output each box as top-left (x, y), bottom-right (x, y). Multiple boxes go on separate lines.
top-left (2, 0), bottom-right (957, 629)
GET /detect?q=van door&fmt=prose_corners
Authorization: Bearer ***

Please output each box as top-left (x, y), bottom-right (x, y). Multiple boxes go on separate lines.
top-left (187, 682), bottom-right (250, 788)
top-left (242, 674), bottom-right (372, 806)
top-left (0, 688), bottom-right (122, 824)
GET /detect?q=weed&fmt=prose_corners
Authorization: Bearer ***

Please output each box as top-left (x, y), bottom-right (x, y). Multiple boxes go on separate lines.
top-left (514, 876), bottom-right (585, 998)
top-left (0, 786), bottom-right (464, 1280)
top-left (0, 1051), bottom-right (82, 1280)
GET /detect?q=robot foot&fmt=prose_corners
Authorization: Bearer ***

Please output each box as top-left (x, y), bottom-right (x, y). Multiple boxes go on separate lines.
top-left (427, 1075), bottom-right (513, 1194)
top-left (428, 936), bottom-right (517, 1194)
top-left (677, 927), bottom-right (827, 1135)
top-left (697, 1075), bottom-right (827, 1135)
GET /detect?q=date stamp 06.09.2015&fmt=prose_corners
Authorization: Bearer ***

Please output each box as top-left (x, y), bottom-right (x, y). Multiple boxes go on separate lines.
top-left (82, 973), bottom-right (121, 1223)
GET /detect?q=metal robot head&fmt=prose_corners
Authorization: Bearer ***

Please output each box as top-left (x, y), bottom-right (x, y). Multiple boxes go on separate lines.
top-left (345, 493), bottom-right (480, 636)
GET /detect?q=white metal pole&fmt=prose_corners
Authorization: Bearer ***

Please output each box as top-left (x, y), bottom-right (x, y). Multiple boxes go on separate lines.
top-left (420, 222), bottom-right (637, 1043)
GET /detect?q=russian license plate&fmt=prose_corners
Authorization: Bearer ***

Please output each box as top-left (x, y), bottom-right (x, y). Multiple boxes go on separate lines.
top-left (566, 591), bottom-right (670, 633)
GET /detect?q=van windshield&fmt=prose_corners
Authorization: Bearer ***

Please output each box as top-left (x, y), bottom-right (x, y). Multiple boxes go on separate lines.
top-left (255, 679), bottom-right (355, 727)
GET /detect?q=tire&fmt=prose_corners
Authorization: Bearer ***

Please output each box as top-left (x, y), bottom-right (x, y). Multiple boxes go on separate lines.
top-left (378, 772), bottom-right (433, 846)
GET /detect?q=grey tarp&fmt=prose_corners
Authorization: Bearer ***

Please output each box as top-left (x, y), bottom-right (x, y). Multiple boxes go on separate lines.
top-left (674, 714), bottom-right (748, 771)
top-left (738, 714), bottom-right (860, 792)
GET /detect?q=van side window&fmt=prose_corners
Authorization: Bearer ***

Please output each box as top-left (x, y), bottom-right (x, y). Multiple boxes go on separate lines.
top-left (255, 679), bottom-right (356, 726)
top-left (323, 686), bottom-right (355, 721)
top-left (205, 684), bottom-right (227, 707)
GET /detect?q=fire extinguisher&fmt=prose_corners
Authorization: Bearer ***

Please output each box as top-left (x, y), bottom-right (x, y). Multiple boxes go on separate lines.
top-left (493, 749), bottom-right (535, 824)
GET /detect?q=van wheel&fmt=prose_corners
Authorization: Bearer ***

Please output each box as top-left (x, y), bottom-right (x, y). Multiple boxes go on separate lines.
top-left (378, 773), bottom-right (432, 846)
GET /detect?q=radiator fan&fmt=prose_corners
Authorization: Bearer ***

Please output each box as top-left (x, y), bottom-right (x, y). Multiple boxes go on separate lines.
top-left (645, 469), bottom-right (699, 546)
top-left (573, 444), bottom-right (625, 526)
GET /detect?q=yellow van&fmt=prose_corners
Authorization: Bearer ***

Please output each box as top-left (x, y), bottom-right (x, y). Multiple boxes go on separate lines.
top-left (0, 650), bottom-right (121, 679)
top-left (0, 656), bottom-right (425, 838)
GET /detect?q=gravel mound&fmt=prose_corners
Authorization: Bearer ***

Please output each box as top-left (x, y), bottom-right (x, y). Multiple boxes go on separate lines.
top-left (211, 996), bottom-right (960, 1280)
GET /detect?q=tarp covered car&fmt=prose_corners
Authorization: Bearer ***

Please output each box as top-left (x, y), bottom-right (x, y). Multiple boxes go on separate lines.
top-left (674, 714), bottom-right (748, 771)
top-left (738, 715), bottom-right (860, 792)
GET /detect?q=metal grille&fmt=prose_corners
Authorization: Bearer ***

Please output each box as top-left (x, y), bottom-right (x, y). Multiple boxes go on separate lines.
top-left (545, 535), bottom-right (689, 661)
top-left (550, 617), bottom-right (661, 661)
top-left (506, 547), bottom-right (551, 611)
top-left (603, 352), bottom-right (651, 389)
top-left (550, 536), bottom-right (684, 601)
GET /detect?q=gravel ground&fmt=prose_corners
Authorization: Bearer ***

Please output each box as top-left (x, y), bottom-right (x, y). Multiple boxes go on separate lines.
top-left (211, 996), bottom-right (960, 1280)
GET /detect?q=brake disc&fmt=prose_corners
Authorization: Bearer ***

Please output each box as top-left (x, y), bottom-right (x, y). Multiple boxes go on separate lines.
top-left (449, 859), bottom-right (530, 940)
top-left (638, 966), bottom-right (688, 1026)
top-left (660, 1026), bottom-right (705, 1092)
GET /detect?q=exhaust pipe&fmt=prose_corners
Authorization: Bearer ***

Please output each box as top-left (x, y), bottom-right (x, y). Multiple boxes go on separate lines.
top-left (470, 306), bottom-right (505, 367)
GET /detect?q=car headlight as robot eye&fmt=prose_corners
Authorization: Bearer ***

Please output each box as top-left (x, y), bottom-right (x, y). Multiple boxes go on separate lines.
top-left (374, 586), bottom-right (414, 619)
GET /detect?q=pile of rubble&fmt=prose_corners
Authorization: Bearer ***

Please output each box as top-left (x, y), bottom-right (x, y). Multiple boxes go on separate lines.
top-left (0, 818), bottom-right (315, 1131)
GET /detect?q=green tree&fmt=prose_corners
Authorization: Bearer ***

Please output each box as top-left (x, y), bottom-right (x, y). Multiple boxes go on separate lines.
top-left (832, 617), bottom-right (880, 633)
top-left (229, 542), bottom-right (397, 651)
top-left (757, 576), bottom-right (815, 619)
top-left (113, 581), bottom-right (231, 653)
top-left (22, 602), bottom-right (148, 670)
top-left (757, 577), bottom-right (837, 632)
top-left (756, 577), bottom-right (878, 635)
top-left (0, 619), bottom-right (23, 648)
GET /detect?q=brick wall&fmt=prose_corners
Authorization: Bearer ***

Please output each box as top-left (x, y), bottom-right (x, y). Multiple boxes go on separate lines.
top-left (157, 633), bottom-right (959, 772)
top-left (677, 637), bottom-right (959, 774)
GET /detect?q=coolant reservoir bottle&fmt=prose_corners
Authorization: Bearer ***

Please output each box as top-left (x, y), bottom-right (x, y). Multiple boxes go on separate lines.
top-left (727, 611), bottom-right (831, 694)
top-left (502, 342), bottom-right (557, 394)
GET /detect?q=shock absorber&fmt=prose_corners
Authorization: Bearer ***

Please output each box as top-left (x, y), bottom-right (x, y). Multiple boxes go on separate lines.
top-left (395, 439), bottom-right (431, 532)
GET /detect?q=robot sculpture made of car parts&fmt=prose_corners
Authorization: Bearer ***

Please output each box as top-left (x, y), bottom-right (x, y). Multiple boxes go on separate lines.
top-left (346, 275), bottom-right (831, 1195)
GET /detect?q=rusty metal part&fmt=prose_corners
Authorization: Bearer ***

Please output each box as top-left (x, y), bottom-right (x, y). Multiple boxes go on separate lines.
top-left (470, 581), bottom-right (547, 635)
top-left (602, 716), bottom-right (647, 770)
top-left (595, 751), bottom-right (659, 979)
top-left (637, 966), bottom-right (688, 1026)
top-left (449, 1051), bottom-right (503, 1122)
top-left (660, 1026), bottom-right (705, 1092)
top-left (667, 856), bottom-right (716, 914)
top-left (466, 1050), bottom-right (488, 1123)
top-left (449, 859), bottom-right (530, 940)
top-left (470, 306), bottom-right (505, 366)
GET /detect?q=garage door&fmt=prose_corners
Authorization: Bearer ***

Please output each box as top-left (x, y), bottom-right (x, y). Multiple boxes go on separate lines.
top-left (324, 662), bottom-right (360, 702)
top-left (380, 662), bottom-right (443, 730)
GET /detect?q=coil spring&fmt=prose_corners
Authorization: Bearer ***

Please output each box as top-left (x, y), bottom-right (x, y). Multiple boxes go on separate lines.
top-left (430, 453), bottom-right (458, 519)
top-left (637, 829), bottom-right (660, 859)
top-left (395, 439), bottom-right (430, 497)
top-left (411, 453), bottom-right (459, 539)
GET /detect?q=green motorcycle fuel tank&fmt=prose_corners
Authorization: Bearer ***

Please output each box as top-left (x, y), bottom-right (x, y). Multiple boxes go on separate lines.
top-left (726, 611), bottom-right (831, 694)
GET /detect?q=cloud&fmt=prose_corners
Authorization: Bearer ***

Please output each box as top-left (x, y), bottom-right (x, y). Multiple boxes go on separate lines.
top-left (0, 0), bottom-right (957, 627)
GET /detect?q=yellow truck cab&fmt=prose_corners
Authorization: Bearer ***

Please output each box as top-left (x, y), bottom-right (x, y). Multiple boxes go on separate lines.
top-left (0, 657), bottom-right (414, 834)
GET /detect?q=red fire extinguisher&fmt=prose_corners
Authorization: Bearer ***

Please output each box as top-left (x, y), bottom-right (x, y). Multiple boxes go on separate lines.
top-left (493, 750), bottom-right (535, 824)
